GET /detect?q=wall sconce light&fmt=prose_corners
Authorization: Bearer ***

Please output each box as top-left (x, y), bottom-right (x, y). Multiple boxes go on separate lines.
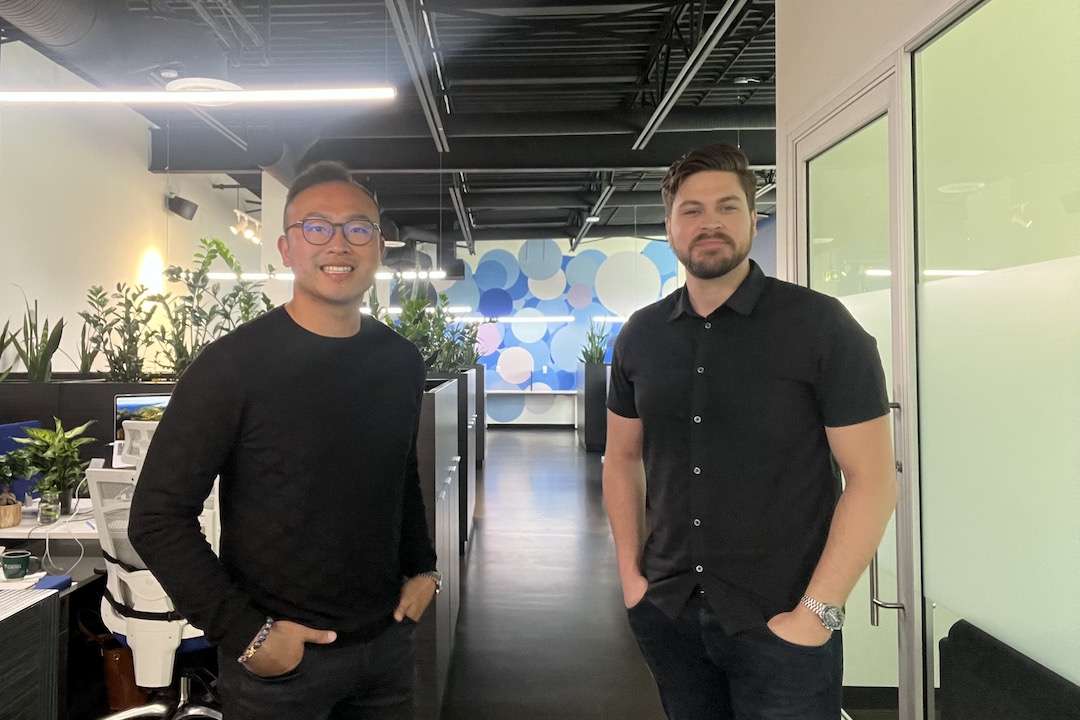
top-left (230, 209), bottom-right (261, 244)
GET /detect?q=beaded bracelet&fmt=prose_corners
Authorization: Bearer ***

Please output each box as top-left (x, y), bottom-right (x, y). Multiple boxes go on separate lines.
top-left (237, 617), bottom-right (275, 664)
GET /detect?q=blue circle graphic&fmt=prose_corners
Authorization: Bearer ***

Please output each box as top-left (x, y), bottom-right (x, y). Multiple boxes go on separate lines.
top-left (566, 250), bottom-right (606, 288)
top-left (642, 241), bottom-right (678, 277)
top-left (481, 249), bottom-right (520, 288)
top-left (518, 239), bottom-right (563, 280)
top-left (477, 288), bottom-right (513, 318)
top-left (487, 394), bottom-right (526, 422)
top-left (473, 260), bottom-right (508, 292)
top-left (555, 370), bottom-right (577, 391)
top-left (535, 298), bottom-right (570, 317)
top-left (506, 268), bottom-right (531, 299)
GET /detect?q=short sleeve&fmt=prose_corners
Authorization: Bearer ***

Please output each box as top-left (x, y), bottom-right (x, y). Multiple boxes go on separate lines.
top-left (606, 327), bottom-right (639, 419)
top-left (814, 299), bottom-right (890, 427)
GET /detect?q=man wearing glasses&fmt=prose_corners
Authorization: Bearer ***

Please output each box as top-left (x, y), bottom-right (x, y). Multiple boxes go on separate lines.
top-left (131, 161), bottom-right (439, 719)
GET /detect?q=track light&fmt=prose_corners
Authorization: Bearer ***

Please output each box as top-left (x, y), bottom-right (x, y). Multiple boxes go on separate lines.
top-left (230, 209), bottom-right (261, 244)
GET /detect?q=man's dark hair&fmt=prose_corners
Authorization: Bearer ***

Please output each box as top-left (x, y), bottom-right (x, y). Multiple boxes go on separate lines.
top-left (284, 160), bottom-right (378, 224)
top-left (661, 144), bottom-right (757, 216)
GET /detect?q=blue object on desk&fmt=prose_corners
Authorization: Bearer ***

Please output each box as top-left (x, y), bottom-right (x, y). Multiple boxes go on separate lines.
top-left (34, 575), bottom-right (72, 591)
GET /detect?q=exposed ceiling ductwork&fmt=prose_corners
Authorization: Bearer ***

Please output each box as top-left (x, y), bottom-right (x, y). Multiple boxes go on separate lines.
top-left (0, 0), bottom-right (778, 247)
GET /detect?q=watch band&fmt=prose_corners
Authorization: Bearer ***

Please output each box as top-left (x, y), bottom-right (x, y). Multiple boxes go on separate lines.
top-left (417, 570), bottom-right (442, 593)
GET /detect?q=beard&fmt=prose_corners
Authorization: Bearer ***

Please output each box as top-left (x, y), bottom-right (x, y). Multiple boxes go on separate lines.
top-left (674, 232), bottom-right (751, 280)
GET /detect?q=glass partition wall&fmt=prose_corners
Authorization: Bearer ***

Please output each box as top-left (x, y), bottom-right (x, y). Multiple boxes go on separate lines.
top-left (914, 0), bottom-right (1080, 708)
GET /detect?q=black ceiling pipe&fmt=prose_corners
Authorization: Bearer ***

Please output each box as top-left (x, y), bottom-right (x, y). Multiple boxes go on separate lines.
top-left (0, 0), bottom-right (227, 85)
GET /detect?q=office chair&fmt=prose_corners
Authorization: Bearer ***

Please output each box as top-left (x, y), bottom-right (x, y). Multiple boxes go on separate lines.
top-left (86, 448), bottom-right (222, 718)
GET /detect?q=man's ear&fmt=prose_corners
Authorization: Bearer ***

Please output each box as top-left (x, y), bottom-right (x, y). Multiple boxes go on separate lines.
top-left (277, 235), bottom-right (291, 267)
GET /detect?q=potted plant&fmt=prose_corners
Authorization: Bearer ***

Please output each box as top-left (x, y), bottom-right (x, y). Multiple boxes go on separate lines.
top-left (14, 418), bottom-right (95, 514)
top-left (0, 449), bottom-right (31, 528)
top-left (576, 319), bottom-right (612, 453)
top-left (10, 295), bottom-right (65, 383)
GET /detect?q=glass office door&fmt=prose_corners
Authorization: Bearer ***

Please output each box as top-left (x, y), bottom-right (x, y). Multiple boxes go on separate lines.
top-left (792, 68), bottom-right (924, 720)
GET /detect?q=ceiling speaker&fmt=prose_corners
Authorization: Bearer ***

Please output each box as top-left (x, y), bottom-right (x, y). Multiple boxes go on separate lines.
top-left (167, 194), bottom-right (198, 220)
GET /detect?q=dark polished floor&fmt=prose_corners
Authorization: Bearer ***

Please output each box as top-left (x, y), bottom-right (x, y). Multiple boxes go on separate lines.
top-left (442, 427), bottom-right (665, 720)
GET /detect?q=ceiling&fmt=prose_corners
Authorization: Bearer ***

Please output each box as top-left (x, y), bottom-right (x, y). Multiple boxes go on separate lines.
top-left (0, 0), bottom-right (776, 266)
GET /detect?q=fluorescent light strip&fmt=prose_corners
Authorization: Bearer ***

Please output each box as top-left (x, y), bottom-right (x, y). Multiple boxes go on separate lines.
top-left (496, 315), bottom-right (576, 324)
top-left (0, 87), bottom-right (395, 104)
top-left (207, 272), bottom-right (294, 281)
top-left (375, 270), bottom-right (447, 280)
top-left (862, 269), bottom-right (989, 277)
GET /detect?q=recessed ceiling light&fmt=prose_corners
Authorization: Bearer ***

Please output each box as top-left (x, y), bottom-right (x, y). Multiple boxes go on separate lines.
top-left (733, 76), bottom-right (761, 85)
top-left (585, 215), bottom-right (601, 223)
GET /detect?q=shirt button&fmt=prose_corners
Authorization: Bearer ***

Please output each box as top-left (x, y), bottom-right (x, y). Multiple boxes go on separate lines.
top-left (704, 322), bottom-right (712, 329)
top-left (696, 366), bottom-right (704, 374)
top-left (695, 565), bottom-right (704, 573)
top-left (694, 518), bottom-right (701, 527)
top-left (693, 467), bottom-right (701, 475)
top-left (693, 415), bottom-right (701, 423)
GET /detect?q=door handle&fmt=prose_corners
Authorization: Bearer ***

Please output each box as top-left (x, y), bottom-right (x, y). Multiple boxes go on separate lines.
top-left (870, 400), bottom-right (905, 626)
top-left (870, 551), bottom-right (905, 626)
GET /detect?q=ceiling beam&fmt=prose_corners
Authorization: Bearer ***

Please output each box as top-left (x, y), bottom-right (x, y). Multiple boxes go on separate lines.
top-left (633, 0), bottom-right (748, 149)
top-left (321, 107), bottom-right (774, 140)
top-left (150, 128), bottom-right (776, 174)
top-left (384, 0), bottom-right (449, 152)
top-left (571, 183), bottom-right (616, 252)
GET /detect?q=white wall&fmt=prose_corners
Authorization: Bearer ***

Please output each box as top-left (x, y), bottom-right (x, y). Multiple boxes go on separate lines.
top-left (0, 42), bottom-right (261, 372)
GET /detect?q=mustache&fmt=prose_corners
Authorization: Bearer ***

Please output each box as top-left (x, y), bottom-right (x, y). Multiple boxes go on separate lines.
top-left (693, 231), bottom-right (733, 245)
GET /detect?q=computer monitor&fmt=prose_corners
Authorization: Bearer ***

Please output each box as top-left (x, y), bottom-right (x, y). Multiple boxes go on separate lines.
top-left (113, 394), bottom-right (170, 468)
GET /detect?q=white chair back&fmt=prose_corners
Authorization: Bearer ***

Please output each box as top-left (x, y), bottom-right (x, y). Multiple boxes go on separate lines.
top-left (120, 420), bottom-right (159, 471)
top-left (86, 468), bottom-right (204, 688)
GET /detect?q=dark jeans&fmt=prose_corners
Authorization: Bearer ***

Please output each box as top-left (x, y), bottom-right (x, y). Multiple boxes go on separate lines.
top-left (217, 620), bottom-right (417, 720)
top-left (627, 592), bottom-right (843, 720)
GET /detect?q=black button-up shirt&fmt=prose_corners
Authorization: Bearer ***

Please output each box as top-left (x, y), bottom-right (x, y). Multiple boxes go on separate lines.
top-left (607, 261), bottom-right (888, 634)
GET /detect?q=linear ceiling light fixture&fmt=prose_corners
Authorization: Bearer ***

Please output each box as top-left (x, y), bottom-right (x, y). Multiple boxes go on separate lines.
top-left (0, 87), bottom-right (395, 105)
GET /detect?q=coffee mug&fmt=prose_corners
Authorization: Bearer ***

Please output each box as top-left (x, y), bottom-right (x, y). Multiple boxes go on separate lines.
top-left (2, 550), bottom-right (42, 579)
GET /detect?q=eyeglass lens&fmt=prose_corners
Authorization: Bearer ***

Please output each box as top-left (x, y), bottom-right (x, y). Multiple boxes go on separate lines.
top-left (300, 219), bottom-right (376, 245)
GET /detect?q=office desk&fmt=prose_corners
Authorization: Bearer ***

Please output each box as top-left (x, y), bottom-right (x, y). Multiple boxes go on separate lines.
top-left (0, 504), bottom-right (99, 541)
top-left (2, 544), bottom-right (108, 720)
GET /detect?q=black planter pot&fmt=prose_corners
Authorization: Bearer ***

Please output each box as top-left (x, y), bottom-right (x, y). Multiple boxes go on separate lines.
top-left (576, 362), bottom-right (610, 453)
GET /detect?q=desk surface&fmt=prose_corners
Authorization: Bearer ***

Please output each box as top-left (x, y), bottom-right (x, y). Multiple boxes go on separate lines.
top-left (0, 502), bottom-right (99, 541)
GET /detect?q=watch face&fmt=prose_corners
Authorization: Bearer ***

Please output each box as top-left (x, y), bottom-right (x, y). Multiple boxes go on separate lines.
top-left (822, 605), bottom-right (845, 630)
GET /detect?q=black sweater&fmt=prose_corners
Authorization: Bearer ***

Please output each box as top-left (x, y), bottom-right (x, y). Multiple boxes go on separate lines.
top-left (128, 308), bottom-right (437, 656)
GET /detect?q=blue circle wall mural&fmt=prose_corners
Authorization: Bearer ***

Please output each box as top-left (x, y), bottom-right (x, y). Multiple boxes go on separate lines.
top-left (477, 288), bottom-right (513, 318)
top-left (442, 240), bottom-right (677, 420)
top-left (518, 239), bottom-right (562, 280)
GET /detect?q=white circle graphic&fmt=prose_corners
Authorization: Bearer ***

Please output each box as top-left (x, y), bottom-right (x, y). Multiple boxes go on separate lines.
top-left (497, 347), bottom-right (535, 384)
top-left (595, 251), bottom-right (662, 319)
top-left (528, 270), bottom-right (567, 300)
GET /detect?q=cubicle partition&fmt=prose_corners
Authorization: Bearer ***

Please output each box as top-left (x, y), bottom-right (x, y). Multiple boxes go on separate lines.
top-left (415, 378), bottom-right (460, 719)
top-left (429, 368), bottom-right (478, 556)
top-left (0, 590), bottom-right (60, 720)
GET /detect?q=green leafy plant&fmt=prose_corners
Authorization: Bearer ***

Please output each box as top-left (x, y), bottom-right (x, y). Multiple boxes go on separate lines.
top-left (10, 294), bottom-right (64, 382)
top-left (74, 322), bottom-right (100, 374)
top-left (0, 320), bottom-right (14, 384)
top-left (152, 238), bottom-right (275, 378)
top-left (378, 281), bottom-right (479, 372)
top-left (578, 319), bottom-right (611, 364)
top-left (14, 418), bottom-right (95, 495)
top-left (0, 448), bottom-right (32, 487)
top-left (80, 283), bottom-right (158, 382)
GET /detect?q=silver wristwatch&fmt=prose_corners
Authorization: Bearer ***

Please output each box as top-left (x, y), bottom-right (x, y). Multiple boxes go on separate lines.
top-left (417, 570), bottom-right (443, 594)
top-left (800, 595), bottom-right (844, 630)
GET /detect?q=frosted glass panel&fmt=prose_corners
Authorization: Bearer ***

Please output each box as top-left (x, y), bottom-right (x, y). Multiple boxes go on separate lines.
top-left (916, 0), bottom-right (1080, 686)
top-left (807, 116), bottom-right (898, 687)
